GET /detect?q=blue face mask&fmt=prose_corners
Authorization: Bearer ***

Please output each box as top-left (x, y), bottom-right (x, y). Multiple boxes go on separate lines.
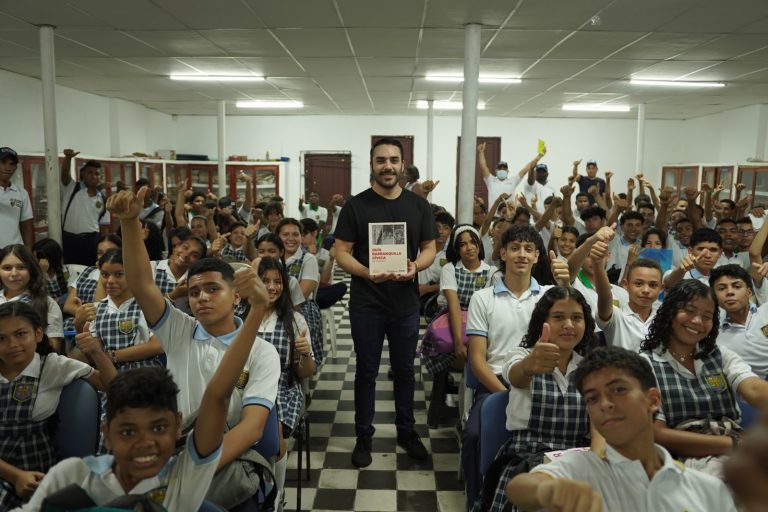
top-left (496, 170), bottom-right (508, 180)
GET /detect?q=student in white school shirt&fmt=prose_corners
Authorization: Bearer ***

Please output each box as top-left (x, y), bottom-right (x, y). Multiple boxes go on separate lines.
top-left (0, 147), bottom-right (34, 248)
top-left (298, 191), bottom-right (328, 229)
top-left (590, 228), bottom-right (663, 353)
top-left (711, 265), bottom-right (768, 379)
top-left (506, 346), bottom-right (737, 512)
top-left (477, 141), bottom-right (545, 208)
top-left (108, 187), bottom-right (281, 509)
top-left (18, 267), bottom-right (271, 512)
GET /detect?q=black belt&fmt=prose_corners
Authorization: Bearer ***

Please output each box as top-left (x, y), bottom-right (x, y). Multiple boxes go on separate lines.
top-left (62, 230), bottom-right (99, 239)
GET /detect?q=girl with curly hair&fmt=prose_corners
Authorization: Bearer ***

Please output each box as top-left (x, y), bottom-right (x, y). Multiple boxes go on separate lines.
top-left (477, 286), bottom-right (599, 512)
top-left (640, 279), bottom-right (768, 476)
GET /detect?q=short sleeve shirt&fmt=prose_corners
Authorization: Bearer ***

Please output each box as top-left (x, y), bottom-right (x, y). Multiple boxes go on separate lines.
top-left (151, 300), bottom-right (280, 429)
top-left (484, 174), bottom-right (521, 208)
top-left (61, 181), bottom-right (110, 234)
top-left (334, 188), bottom-right (437, 315)
top-left (0, 183), bottom-right (33, 247)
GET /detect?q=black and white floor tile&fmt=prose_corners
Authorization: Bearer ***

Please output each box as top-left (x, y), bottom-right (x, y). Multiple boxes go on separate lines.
top-left (282, 273), bottom-right (465, 511)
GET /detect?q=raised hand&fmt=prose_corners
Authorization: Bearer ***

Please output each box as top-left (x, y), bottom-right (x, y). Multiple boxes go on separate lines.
top-left (752, 262), bottom-right (768, 281)
top-left (604, 171), bottom-right (614, 181)
top-left (573, 159), bottom-right (582, 167)
top-left (75, 322), bottom-right (104, 356)
top-left (107, 187), bottom-right (147, 220)
top-left (74, 303), bottom-right (96, 332)
top-left (422, 179), bottom-right (440, 193)
top-left (211, 233), bottom-right (229, 254)
top-left (560, 184), bottom-right (574, 197)
top-left (294, 327), bottom-right (311, 358)
top-left (627, 177), bottom-right (635, 191)
top-left (63, 148), bottom-right (79, 159)
top-left (550, 250), bottom-right (570, 286)
top-left (736, 182), bottom-right (746, 192)
top-left (238, 171), bottom-right (252, 183)
top-left (589, 240), bottom-right (610, 264)
top-left (477, 142), bottom-right (486, 153)
top-left (679, 253), bottom-right (699, 272)
top-left (527, 323), bottom-right (560, 374)
top-left (233, 264), bottom-right (268, 307)
top-left (596, 222), bottom-right (617, 243)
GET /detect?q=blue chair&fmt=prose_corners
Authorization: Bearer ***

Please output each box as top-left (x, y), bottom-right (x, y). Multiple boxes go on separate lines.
top-left (739, 398), bottom-right (759, 429)
top-left (465, 358), bottom-right (479, 390)
top-left (54, 379), bottom-right (100, 459)
top-left (478, 391), bottom-right (513, 475)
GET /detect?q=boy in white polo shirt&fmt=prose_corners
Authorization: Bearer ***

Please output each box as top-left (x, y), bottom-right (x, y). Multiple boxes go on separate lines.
top-left (590, 225), bottom-right (663, 352)
top-left (506, 346), bottom-right (737, 512)
top-left (17, 263), bottom-right (271, 511)
top-left (0, 147), bottom-right (34, 248)
top-left (107, 187), bottom-right (280, 509)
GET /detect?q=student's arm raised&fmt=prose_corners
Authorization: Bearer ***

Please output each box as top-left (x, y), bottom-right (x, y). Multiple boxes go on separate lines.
top-left (590, 237), bottom-right (615, 323)
top-left (196, 265), bottom-right (268, 459)
top-left (107, 187), bottom-right (166, 326)
top-left (663, 253), bottom-right (698, 288)
top-left (507, 323), bottom-right (560, 389)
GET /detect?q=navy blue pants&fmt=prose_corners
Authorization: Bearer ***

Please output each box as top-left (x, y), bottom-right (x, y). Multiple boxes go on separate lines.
top-left (350, 309), bottom-right (420, 438)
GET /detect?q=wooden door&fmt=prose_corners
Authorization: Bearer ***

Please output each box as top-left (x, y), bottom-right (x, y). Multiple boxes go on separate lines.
top-left (371, 135), bottom-right (414, 188)
top-left (701, 166), bottom-right (734, 198)
top-left (456, 136), bottom-right (502, 209)
top-left (304, 153), bottom-right (351, 223)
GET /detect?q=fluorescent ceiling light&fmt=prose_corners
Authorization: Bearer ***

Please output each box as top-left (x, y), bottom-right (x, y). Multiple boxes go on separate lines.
top-left (629, 79), bottom-right (725, 88)
top-left (562, 104), bottom-right (631, 112)
top-left (236, 100), bottom-right (303, 109)
top-left (416, 100), bottom-right (486, 110)
top-left (170, 75), bottom-right (265, 82)
top-left (425, 75), bottom-right (521, 84)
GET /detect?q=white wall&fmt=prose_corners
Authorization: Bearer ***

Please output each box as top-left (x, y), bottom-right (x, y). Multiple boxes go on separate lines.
top-left (680, 104), bottom-right (768, 164)
top-left (0, 68), bottom-right (174, 157)
top-left (173, 113), bottom-right (683, 217)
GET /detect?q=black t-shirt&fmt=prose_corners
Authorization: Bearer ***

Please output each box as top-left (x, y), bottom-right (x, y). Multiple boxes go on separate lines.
top-left (334, 188), bottom-right (437, 315)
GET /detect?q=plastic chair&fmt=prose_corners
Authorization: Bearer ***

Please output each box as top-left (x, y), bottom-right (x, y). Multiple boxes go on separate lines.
top-left (54, 379), bottom-right (100, 459)
top-left (320, 308), bottom-right (337, 359)
top-left (253, 406), bottom-right (280, 461)
top-left (478, 391), bottom-right (513, 475)
top-left (739, 398), bottom-right (759, 429)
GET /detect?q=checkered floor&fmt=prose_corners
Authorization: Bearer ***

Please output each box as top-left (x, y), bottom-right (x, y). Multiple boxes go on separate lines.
top-left (282, 274), bottom-right (466, 512)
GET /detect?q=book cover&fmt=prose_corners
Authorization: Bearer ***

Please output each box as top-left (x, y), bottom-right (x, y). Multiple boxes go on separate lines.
top-left (368, 222), bottom-right (408, 274)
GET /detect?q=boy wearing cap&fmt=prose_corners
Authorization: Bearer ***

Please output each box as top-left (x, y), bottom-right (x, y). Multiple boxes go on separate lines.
top-left (477, 142), bottom-right (545, 207)
top-left (506, 346), bottom-right (737, 512)
top-left (573, 159), bottom-right (607, 197)
top-left (0, 147), bottom-right (34, 248)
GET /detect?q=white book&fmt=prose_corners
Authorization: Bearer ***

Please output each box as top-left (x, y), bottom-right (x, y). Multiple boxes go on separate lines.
top-left (368, 222), bottom-right (408, 275)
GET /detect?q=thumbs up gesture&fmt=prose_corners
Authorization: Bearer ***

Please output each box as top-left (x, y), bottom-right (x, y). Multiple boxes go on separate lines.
top-left (75, 322), bottom-right (104, 356)
top-left (528, 323), bottom-right (560, 374)
top-left (295, 327), bottom-right (312, 358)
top-left (550, 250), bottom-right (570, 287)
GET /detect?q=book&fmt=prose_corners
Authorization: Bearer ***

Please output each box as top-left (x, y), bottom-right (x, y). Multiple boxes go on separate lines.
top-left (368, 222), bottom-right (408, 275)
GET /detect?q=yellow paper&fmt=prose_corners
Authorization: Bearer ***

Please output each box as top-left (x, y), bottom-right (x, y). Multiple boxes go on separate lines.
top-left (537, 139), bottom-right (546, 154)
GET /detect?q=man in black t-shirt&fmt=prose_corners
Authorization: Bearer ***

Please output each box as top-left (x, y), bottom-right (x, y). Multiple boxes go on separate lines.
top-left (334, 137), bottom-right (437, 468)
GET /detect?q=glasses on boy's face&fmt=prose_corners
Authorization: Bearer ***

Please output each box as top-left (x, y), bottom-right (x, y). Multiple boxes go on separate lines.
top-left (739, 229), bottom-right (754, 235)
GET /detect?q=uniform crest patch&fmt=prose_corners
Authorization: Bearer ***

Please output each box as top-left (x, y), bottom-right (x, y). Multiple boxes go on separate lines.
top-left (147, 486), bottom-right (167, 504)
top-left (439, 258), bottom-right (448, 267)
top-left (289, 263), bottom-right (301, 275)
top-left (236, 370), bottom-right (250, 389)
top-left (12, 382), bottom-right (35, 402)
top-left (475, 276), bottom-right (487, 287)
top-left (118, 319), bottom-right (136, 335)
top-left (704, 373), bottom-right (728, 392)
top-left (761, 324), bottom-right (768, 337)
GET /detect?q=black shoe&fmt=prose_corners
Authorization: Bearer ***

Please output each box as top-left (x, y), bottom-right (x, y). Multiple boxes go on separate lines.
top-left (387, 367), bottom-right (394, 379)
top-left (397, 430), bottom-right (428, 460)
top-left (352, 436), bottom-right (372, 468)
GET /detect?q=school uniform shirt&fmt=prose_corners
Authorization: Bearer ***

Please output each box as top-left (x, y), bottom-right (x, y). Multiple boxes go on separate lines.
top-left (532, 443), bottom-right (737, 512)
top-left (0, 291), bottom-right (63, 339)
top-left (608, 235), bottom-right (640, 273)
top-left (68, 266), bottom-right (100, 291)
top-left (60, 181), bottom-right (110, 234)
top-left (0, 353), bottom-right (93, 421)
top-left (716, 251), bottom-right (751, 269)
top-left (481, 233), bottom-right (494, 265)
top-left (16, 435), bottom-right (221, 512)
top-left (667, 237), bottom-right (687, 268)
top-left (151, 260), bottom-right (190, 311)
top-left (514, 180), bottom-right (555, 213)
top-left (718, 304), bottom-right (768, 379)
top-left (314, 247), bottom-right (331, 276)
top-left (151, 300), bottom-right (280, 430)
top-left (438, 260), bottom-right (496, 311)
top-left (0, 182), bottom-right (33, 248)
top-left (285, 250), bottom-right (319, 298)
top-left (466, 277), bottom-right (551, 374)
top-left (572, 278), bottom-right (630, 334)
top-left (597, 302), bottom-right (659, 353)
top-left (140, 201), bottom-right (164, 230)
top-left (641, 346), bottom-right (755, 425)
top-left (750, 212), bottom-right (765, 230)
top-left (418, 249), bottom-right (446, 286)
top-left (300, 204), bottom-right (328, 225)
top-left (484, 173), bottom-right (522, 209)
top-left (501, 347), bottom-right (583, 431)
top-left (662, 267), bottom-right (711, 286)
top-left (289, 276), bottom-right (306, 307)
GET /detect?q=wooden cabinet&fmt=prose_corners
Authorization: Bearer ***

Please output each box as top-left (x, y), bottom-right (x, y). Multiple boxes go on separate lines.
top-left (701, 166), bottom-right (734, 198)
top-left (662, 165), bottom-right (700, 193)
top-left (737, 165), bottom-right (768, 208)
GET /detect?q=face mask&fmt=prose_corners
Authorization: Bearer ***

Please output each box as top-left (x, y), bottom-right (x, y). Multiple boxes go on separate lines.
top-left (496, 170), bottom-right (508, 180)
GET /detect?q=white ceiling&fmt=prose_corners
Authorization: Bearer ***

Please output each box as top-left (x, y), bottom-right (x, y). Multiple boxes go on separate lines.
top-left (0, 0), bottom-right (767, 119)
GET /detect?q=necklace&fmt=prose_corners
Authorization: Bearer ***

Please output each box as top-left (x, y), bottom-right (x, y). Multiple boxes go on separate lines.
top-left (668, 348), bottom-right (694, 363)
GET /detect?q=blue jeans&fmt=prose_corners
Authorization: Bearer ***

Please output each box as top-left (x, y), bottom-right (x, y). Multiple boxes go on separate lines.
top-left (349, 309), bottom-right (420, 438)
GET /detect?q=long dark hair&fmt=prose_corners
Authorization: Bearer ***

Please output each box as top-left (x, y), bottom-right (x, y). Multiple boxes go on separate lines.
top-left (640, 280), bottom-right (719, 359)
top-left (33, 238), bottom-right (67, 298)
top-left (0, 245), bottom-right (50, 331)
top-left (256, 233), bottom-right (286, 258)
top-left (0, 301), bottom-right (53, 356)
top-left (520, 287), bottom-right (597, 356)
top-left (446, 225), bottom-right (484, 265)
top-left (257, 257), bottom-right (298, 382)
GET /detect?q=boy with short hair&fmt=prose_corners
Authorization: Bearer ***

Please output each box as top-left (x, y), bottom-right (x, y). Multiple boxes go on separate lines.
top-left (663, 228), bottom-right (723, 287)
top-left (711, 264), bottom-right (768, 379)
top-left (17, 263), bottom-right (270, 511)
top-left (0, 147), bottom-right (34, 248)
top-left (579, 206), bottom-right (607, 235)
top-left (418, 211), bottom-right (455, 300)
top-left (607, 211), bottom-right (644, 274)
top-left (716, 218), bottom-right (751, 268)
top-left (506, 346), bottom-right (737, 512)
top-left (589, 224), bottom-right (663, 352)
top-left (106, 188), bottom-right (281, 509)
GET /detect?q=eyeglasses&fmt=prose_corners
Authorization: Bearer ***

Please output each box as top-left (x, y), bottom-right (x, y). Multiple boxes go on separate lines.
top-left (739, 229), bottom-right (755, 235)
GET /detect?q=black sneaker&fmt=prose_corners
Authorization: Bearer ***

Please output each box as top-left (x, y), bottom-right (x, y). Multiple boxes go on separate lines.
top-left (397, 430), bottom-right (428, 460)
top-left (352, 436), bottom-right (372, 468)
